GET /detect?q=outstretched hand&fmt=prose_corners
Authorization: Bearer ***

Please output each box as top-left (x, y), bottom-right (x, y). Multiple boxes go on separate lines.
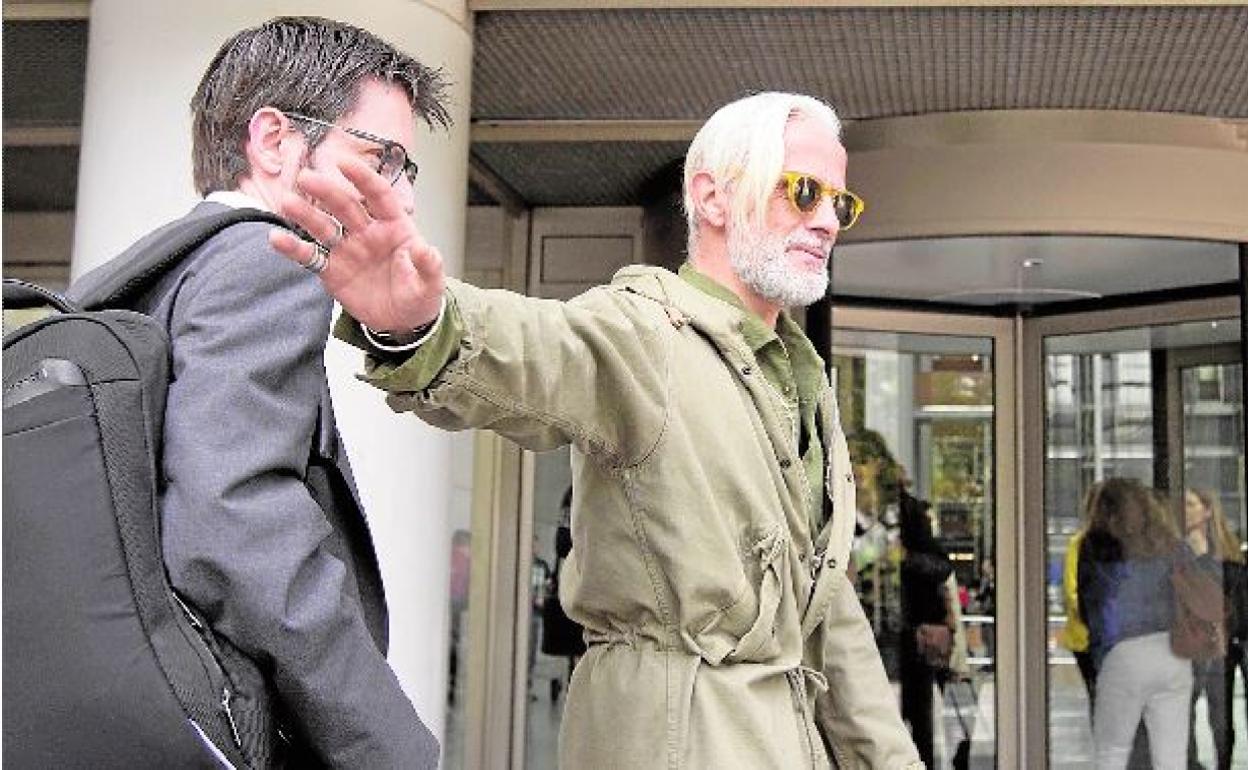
top-left (269, 155), bottom-right (445, 333)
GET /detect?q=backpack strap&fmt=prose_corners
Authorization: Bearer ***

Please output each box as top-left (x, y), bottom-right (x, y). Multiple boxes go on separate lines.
top-left (72, 208), bottom-right (289, 310)
top-left (3, 279), bottom-right (78, 338)
top-left (3, 278), bottom-right (78, 314)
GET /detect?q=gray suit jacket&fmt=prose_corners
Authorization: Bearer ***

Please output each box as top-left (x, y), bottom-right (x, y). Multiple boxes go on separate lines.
top-left (71, 202), bottom-right (437, 768)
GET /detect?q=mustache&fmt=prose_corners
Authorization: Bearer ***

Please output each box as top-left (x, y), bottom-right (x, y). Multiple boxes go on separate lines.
top-left (785, 233), bottom-right (832, 255)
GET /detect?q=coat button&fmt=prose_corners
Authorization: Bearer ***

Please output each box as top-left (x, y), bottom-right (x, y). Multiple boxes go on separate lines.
top-left (780, 458), bottom-right (792, 469)
top-left (742, 365), bottom-right (753, 376)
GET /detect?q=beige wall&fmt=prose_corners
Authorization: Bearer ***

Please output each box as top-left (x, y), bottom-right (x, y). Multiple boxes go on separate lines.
top-left (841, 110), bottom-right (1248, 244)
top-left (3, 212), bottom-right (75, 290)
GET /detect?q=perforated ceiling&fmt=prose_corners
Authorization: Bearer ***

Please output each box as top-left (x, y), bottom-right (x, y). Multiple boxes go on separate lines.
top-left (469, 5), bottom-right (1248, 205)
top-left (473, 6), bottom-right (1248, 121)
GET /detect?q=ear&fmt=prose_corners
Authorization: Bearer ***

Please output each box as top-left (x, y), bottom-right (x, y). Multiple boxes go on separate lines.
top-left (689, 170), bottom-right (729, 230)
top-left (244, 107), bottom-right (298, 179)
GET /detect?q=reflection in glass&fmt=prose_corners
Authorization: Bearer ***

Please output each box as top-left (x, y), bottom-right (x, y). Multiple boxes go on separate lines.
top-left (1044, 318), bottom-right (1245, 769)
top-left (442, 432), bottom-right (477, 770)
top-left (524, 447), bottom-right (575, 769)
top-left (833, 330), bottom-right (997, 768)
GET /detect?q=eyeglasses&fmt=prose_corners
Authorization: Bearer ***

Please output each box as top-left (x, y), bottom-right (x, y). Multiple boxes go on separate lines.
top-left (778, 171), bottom-right (865, 230)
top-left (286, 113), bottom-right (419, 187)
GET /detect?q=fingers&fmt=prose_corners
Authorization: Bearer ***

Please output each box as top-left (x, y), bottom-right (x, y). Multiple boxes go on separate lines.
top-left (269, 226), bottom-right (319, 269)
top-left (406, 241), bottom-right (444, 285)
top-left (340, 156), bottom-right (409, 222)
top-left (276, 187), bottom-right (344, 248)
top-left (277, 154), bottom-right (409, 239)
top-left (290, 166), bottom-right (371, 233)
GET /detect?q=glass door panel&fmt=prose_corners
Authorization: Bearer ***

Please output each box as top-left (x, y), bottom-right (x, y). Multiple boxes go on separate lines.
top-left (523, 446), bottom-right (574, 769)
top-left (1179, 357), bottom-right (1247, 769)
top-left (1042, 317), bottom-right (1243, 769)
top-left (832, 327), bottom-right (999, 769)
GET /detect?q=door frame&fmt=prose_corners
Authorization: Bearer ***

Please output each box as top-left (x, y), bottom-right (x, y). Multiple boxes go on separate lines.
top-left (833, 306), bottom-right (1020, 769)
top-left (1020, 294), bottom-right (1240, 767)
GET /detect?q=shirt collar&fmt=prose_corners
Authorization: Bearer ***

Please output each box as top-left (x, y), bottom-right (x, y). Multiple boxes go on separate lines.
top-left (205, 189), bottom-right (271, 213)
top-left (675, 264), bottom-right (825, 397)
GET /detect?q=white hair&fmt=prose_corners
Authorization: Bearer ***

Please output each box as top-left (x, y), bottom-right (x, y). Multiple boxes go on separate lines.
top-left (682, 92), bottom-right (842, 254)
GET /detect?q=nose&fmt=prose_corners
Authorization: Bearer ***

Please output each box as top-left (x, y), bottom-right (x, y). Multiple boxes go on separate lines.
top-left (806, 195), bottom-right (841, 242)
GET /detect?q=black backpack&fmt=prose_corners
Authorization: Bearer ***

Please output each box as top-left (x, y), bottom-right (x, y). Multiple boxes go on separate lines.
top-left (2, 209), bottom-right (288, 768)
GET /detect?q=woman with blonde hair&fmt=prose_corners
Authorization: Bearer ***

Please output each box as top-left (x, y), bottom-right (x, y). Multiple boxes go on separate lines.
top-left (1184, 488), bottom-right (1245, 770)
top-left (1079, 477), bottom-right (1194, 769)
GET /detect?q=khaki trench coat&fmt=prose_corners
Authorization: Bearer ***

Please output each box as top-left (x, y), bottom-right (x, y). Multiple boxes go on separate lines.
top-left (368, 266), bottom-right (922, 769)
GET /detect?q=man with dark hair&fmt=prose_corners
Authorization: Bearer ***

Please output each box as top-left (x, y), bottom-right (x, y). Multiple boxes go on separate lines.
top-left (69, 16), bottom-right (445, 768)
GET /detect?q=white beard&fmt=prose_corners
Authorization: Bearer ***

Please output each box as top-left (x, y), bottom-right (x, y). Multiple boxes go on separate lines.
top-left (727, 224), bottom-right (829, 308)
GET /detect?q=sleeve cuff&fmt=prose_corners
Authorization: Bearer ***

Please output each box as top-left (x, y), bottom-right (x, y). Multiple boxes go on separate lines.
top-left (361, 296), bottom-right (447, 353)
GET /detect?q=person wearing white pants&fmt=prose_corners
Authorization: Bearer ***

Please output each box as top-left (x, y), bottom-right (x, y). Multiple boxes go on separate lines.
top-left (1079, 479), bottom-right (1208, 770)
top-left (1093, 631), bottom-right (1194, 770)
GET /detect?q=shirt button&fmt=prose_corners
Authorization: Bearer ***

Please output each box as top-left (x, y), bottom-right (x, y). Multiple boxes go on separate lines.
top-left (780, 458), bottom-right (792, 469)
top-left (742, 365), bottom-right (753, 376)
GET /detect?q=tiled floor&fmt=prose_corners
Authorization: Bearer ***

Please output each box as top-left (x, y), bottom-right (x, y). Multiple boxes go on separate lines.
top-left (448, 654), bottom-right (1248, 769)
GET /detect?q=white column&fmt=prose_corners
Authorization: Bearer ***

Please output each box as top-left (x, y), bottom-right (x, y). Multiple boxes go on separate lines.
top-left (72, 0), bottom-right (472, 743)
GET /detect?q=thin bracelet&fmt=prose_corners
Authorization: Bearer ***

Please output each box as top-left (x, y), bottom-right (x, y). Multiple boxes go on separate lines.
top-left (361, 296), bottom-right (447, 353)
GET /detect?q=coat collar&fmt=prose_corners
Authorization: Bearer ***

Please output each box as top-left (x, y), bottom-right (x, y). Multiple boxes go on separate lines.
top-left (610, 264), bottom-right (823, 376)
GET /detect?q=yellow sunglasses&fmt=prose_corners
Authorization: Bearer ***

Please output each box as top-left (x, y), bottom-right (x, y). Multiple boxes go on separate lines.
top-left (778, 171), bottom-right (865, 230)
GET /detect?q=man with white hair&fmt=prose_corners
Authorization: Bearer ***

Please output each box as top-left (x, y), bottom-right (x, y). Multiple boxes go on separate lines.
top-left (272, 91), bottom-right (922, 768)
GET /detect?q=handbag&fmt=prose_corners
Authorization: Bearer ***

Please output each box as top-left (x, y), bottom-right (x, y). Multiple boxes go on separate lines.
top-left (915, 623), bottom-right (954, 669)
top-left (1170, 557), bottom-right (1227, 661)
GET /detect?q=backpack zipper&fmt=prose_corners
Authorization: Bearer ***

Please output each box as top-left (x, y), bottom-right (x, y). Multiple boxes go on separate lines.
top-left (173, 592), bottom-right (246, 755)
top-left (221, 687), bottom-right (243, 750)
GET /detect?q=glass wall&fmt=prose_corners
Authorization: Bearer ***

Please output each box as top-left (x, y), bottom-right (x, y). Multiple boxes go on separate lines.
top-left (1044, 318), bottom-right (1245, 769)
top-left (832, 328), bottom-right (999, 769)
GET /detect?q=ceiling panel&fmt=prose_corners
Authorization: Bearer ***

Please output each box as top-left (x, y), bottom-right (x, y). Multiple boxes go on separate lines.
top-left (471, 141), bottom-right (688, 205)
top-left (2, 146), bottom-right (80, 211)
top-left (473, 6), bottom-right (1248, 121)
top-left (2, 19), bottom-right (89, 126)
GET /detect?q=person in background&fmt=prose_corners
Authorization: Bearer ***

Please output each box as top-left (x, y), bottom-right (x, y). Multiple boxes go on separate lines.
top-left (848, 430), bottom-right (903, 634)
top-left (898, 488), bottom-right (955, 769)
top-left (1060, 483), bottom-right (1103, 711)
top-left (972, 557), bottom-right (996, 667)
top-left (541, 488), bottom-right (586, 701)
top-left (448, 529), bottom-right (471, 705)
top-left (1184, 488), bottom-right (1245, 770)
top-left (1079, 478), bottom-right (1195, 770)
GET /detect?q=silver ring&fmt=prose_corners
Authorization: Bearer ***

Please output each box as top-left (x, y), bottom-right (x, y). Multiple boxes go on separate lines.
top-left (303, 244), bottom-right (329, 275)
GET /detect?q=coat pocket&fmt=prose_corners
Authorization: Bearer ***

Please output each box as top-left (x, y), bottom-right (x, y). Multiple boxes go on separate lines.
top-left (686, 523), bottom-right (788, 664)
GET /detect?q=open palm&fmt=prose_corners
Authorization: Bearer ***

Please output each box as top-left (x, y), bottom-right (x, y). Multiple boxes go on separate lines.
top-left (269, 155), bottom-right (444, 333)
